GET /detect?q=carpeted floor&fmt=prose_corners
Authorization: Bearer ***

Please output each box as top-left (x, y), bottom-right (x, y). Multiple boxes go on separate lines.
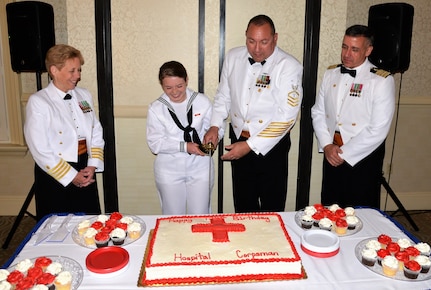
top-left (1, 210), bottom-right (431, 268)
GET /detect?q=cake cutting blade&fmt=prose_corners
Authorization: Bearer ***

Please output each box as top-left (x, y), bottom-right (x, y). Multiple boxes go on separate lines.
top-left (46, 214), bottom-right (73, 242)
top-left (33, 215), bottom-right (57, 245)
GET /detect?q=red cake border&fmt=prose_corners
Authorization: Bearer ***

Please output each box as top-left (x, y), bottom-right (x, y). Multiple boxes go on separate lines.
top-left (139, 213), bottom-right (306, 287)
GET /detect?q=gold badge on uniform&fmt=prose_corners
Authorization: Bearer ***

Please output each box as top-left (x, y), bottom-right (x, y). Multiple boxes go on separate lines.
top-left (287, 84), bottom-right (300, 107)
top-left (350, 83), bottom-right (363, 97)
top-left (79, 100), bottom-right (93, 113)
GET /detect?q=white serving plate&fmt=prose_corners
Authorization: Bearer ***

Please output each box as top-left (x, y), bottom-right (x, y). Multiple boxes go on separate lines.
top-left (301, 230), bottom-right (340, 258)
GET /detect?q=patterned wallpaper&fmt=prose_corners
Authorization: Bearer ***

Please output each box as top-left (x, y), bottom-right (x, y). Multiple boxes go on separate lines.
top-left (3, 0), bottom-right (430, 214)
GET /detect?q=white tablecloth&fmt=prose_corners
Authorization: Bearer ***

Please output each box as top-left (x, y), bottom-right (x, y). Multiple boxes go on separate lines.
top-left (4, 208), bottom-right (431, 289)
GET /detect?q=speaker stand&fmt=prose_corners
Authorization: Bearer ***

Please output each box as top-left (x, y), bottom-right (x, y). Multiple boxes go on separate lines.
top-left (380, 173), bottom-right (419, 231)
top-left (2, 72), bottom-right (42, 249)
top-left (2, 184), bottom-right (36, 249)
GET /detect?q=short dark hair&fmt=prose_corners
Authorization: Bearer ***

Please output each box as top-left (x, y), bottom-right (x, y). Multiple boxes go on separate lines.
top-left (247, 15), bottom-right (276, 35)
top-left (345, 25), bottom-right (374, 46)
top-left (158, 61), bottom-right (188, 84)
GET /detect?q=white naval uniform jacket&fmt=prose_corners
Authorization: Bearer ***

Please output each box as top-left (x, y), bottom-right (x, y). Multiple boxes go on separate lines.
top-left (24, 82), bottom-right (105, 186)
top-left (211, 46), bottom-right (303, 155)
top-left (146, 88), bottom-right (224, 155)
top-left (311, 59), bottom-right (395, 166)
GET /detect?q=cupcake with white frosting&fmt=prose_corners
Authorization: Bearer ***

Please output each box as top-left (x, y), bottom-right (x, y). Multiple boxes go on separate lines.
top-left (414, 242), bottom-right (431, 256)
top-left (346, 216), bottom-right (359, 230)
top-left (45, 262), bottom-right (62, 276)
top-left (301, 214), bottom-right (314, 229)
top-left (414, 255), bottom-right (431, 273)
top-left (318, 217), bottom-right (333, 231)
top-left (54, 271), bottom-right (72, 290)
top-left (0, 270), bottom-right (9, 282)
top-left (365, 239), bottom-right (381, 251)
top-left (15, 258), bottom-right (33, 273)
top-left (110, 228), bottom-right (127, 245)
top-left (382, 256), bottom-right (399, 276)
top-left (128, 222), bottom-right (142, 239)
top-left (83, 227), bottom-right (98, 246)
top-left (0, 281), bottom-right (12, 290)
top-left (77, 219), bottom-right (91, 235)
top-left (96, 214), bottom-right (109, 223)
top-left (303, 206), bottom-right (317, 216)
top-left (397, 238), bottom-right (412, 250)
top-left (344, 207), bottom-right (355, 216)
top-left (361, 248), bottom-right (377, 266)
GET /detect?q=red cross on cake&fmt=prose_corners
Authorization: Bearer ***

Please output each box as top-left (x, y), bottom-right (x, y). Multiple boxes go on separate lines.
top-left (191, 217), bottom-right (246, 242)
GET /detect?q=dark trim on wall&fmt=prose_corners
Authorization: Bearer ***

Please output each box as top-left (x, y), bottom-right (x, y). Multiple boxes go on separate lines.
top-left (198, 0), bottom-right (205, 93)
top-left (296, 0), bottom-right (321, 210)
top-left (217, 0), bottom-right (226, 213)
top-left (94, 0), bottom-right (119, 213)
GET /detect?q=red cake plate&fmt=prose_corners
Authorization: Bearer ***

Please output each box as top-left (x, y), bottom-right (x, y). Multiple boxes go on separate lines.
top-left (86, 246), bottom-right (130, 277)
top-left (301, 230), bottom-right (340, 258)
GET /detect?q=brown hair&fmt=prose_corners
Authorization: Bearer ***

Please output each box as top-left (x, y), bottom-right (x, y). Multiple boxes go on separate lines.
top-left (45, 44), bottom-right (84, 77)
top-left (158, 61), bottom-right (188, 84)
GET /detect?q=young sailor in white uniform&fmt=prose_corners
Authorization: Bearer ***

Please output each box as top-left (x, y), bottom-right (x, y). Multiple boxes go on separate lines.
top-left (147, 61), bottom-right (223, 215)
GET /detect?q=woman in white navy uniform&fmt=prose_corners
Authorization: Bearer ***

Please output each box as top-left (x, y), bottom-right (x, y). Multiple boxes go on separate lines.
top-left (24, 44), bottom-right (104, 221)
top-left (147, 61), bottom-right (222, 215)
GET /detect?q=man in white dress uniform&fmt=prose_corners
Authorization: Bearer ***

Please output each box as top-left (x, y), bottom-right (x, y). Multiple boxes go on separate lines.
top-left (311, 25), bottom-right (395, 208)
top-left (204, 15), bottom-right (303, 212)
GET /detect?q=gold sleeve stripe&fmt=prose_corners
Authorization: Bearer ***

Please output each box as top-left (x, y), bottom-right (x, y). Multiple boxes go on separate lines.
top-left (288, 97), bottom-right (300, 107)
top-left (257, 120), bottom-right (295, 138)
top-left (48, 159), bottom-right (71, 180)
top-left (91, 147), bottom-right (104, 161)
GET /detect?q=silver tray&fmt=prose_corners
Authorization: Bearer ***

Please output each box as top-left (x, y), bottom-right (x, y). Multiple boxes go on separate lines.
top-left (8, 255), bottom-right (83, 290)
top-left (294, 209), bottom-right (363, 237)
top-left (355, 237), bottom-right (431, 281)
top-left (72, 214), bottom-right (146, 249)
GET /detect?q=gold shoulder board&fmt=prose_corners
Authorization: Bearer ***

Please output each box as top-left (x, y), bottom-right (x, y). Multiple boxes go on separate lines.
top-left (327, 64), bottom-right (341, 70)
top-left (370, 67), bottom-right (391, 78)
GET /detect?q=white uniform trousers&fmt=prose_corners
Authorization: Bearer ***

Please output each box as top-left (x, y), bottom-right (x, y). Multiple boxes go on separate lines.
top-left (154, 153), bottom-right (213, 215)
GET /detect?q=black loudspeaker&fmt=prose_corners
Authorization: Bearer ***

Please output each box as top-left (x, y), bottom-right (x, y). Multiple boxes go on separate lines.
top-left (368, 3), bottom-right (414, 73)
top-left (6, 1), bottom-right (55, 73)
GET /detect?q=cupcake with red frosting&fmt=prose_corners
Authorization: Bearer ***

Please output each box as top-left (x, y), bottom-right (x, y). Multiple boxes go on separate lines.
top-left (405, 246), bottom-right (420, 260)
top-left (311, 211), bottom-right (324, 227)
top-left (377, 234), bottom-right (392, 249)
top-left (377, 248), bottom-right (390, 265)
top-left (36, 272), bottom-right (55, 289)
top-left (387, 242), bottom-right (400, 255)
top-left (403, 260), bottom-right (421, 279)
top-left (335, 218), bottom-right (348, 235)
top-left (95, 232), bottom-right (110, 248)
top-left (27, 266), bottom-right (43, 280)
top-left (16, 276), bottom-right (35, 290)
top-left (6, 270), bottom-right (24, 288)
top-left (395, 251), bottom-right (410, 271)
top-left (90, 221), bottom-right (104, 231)
top-left (34, 257), bottom-right (52, 272)
top-left (109, 212), bottom-right (123, 221)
